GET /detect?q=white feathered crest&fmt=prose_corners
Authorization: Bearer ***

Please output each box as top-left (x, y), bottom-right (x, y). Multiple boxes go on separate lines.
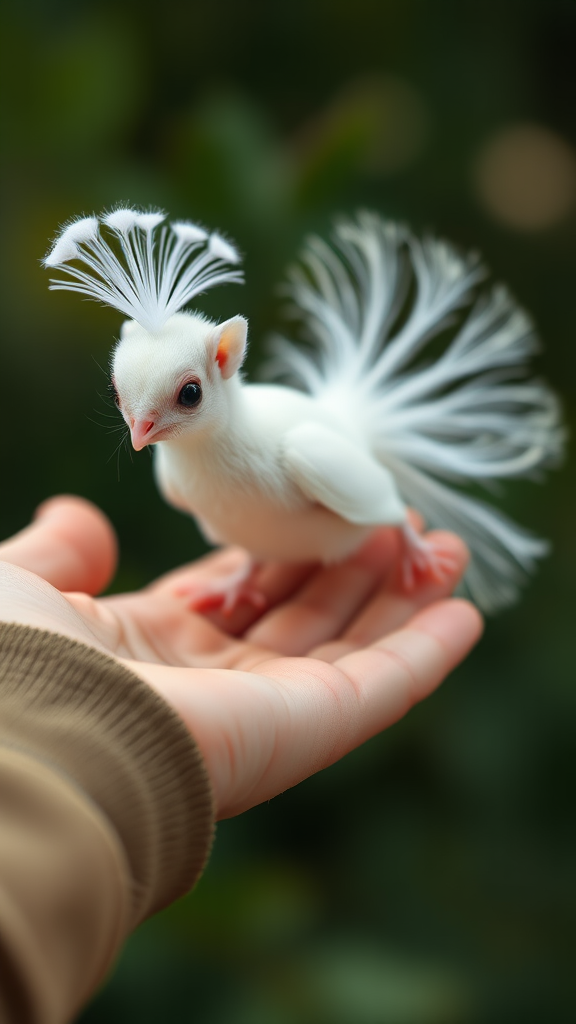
top-left (43, 207), bottom-right (243, 333)
top-left (269, 212), bottom-right (563, 611)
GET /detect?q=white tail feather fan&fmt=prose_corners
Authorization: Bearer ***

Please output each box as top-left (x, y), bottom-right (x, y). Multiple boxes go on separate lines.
top-left (268, 211), bottom-right (563, 612)
top-left (43, 206), bottom-right (243, 333)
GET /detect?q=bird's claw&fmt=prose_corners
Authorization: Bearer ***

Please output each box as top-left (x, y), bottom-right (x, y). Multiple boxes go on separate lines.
top-left (400, 523), bottom-right (458, 591)
top-left (175, 560), bottom-right (267, 616)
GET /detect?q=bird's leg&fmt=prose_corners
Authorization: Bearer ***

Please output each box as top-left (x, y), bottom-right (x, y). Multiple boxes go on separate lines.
top-left (400, 521), bottom-right (459, 591)
top-left (175, 557), bottom-right (266, 615)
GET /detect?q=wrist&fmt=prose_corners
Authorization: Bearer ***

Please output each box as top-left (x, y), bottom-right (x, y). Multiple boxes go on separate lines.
top-left (0, 623), bottom-right (216, 919)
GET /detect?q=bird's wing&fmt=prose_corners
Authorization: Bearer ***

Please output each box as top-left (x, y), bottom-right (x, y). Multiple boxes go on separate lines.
top-left (283, 423), bottom-right (406, 525)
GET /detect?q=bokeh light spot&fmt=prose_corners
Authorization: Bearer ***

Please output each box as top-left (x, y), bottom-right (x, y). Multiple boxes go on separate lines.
top-left (473, 123), bottom-right (576, 230)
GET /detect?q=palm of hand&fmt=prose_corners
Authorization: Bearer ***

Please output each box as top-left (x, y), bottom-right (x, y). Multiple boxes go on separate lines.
top-left (0, 497), bottom-right (482, 819)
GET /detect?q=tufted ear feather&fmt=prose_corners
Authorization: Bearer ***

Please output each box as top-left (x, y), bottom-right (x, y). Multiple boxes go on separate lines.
top-left (214, 316), bottom-right (248, 379)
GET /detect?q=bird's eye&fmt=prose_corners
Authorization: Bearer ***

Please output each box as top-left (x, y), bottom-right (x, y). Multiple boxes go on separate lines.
top-left (178, 381), bottom-right (203, 408)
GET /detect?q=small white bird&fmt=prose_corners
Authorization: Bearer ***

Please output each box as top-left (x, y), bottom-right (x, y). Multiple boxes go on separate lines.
top-left (44, 207), bottom-right (563, 612)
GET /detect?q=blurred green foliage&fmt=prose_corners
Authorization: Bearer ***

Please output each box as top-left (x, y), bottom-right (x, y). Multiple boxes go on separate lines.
top-left (0, 1), bottom-right (575, 1021)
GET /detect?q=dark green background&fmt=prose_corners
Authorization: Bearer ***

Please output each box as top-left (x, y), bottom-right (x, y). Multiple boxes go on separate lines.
top-left (1, 1), bottom-right (575, 1021)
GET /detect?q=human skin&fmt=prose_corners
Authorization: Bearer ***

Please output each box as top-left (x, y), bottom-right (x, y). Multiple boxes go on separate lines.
top-left (0, 496), bottom-right (483, 819)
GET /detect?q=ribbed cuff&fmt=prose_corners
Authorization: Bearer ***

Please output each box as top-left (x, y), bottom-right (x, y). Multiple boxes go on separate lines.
top-left (0, 623), bottom-right (215, 926)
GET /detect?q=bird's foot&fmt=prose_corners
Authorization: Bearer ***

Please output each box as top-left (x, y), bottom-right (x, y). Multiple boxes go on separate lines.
top-left (176, 559), bottom-right (266, 616)
top-left (400, 522), bottom-right (459, 591)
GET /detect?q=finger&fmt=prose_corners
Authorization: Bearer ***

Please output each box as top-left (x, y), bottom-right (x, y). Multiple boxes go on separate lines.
top-left (0, 496), bottom-right (117, 594)
top-left (310, 531), bottom-right (469, 662)
top-left (245, 527), bottom-right (402, 655)
top-left (334, 598), bottom-right (483, 724)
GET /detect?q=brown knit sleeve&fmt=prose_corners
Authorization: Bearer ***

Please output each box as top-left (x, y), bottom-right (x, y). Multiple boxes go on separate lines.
top-left (0, 622), bottom-right (215, 1024)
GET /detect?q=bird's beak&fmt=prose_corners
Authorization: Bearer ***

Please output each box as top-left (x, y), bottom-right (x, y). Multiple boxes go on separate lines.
top-left (130, 418), bottom-right (156, 451)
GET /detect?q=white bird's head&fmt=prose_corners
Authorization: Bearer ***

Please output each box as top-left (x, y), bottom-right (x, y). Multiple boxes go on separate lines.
top-left (43, 206), bottom-right (247, 450)
top-left (112, 312), bottom-right (248, 450)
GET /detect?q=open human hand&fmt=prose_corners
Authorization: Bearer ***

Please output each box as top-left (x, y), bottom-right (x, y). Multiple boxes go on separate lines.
top-left (0, 496), bottom-right (483, 819)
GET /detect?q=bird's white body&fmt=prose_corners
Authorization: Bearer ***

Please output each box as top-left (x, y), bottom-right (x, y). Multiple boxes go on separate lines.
top-left (44, 208), bottom-right (563, 611)
top-left (154, 381), bottom-right (381, 562)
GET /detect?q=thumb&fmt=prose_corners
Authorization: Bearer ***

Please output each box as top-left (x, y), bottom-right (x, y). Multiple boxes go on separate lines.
top-left (0, 496), bottom-right (118, 594)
